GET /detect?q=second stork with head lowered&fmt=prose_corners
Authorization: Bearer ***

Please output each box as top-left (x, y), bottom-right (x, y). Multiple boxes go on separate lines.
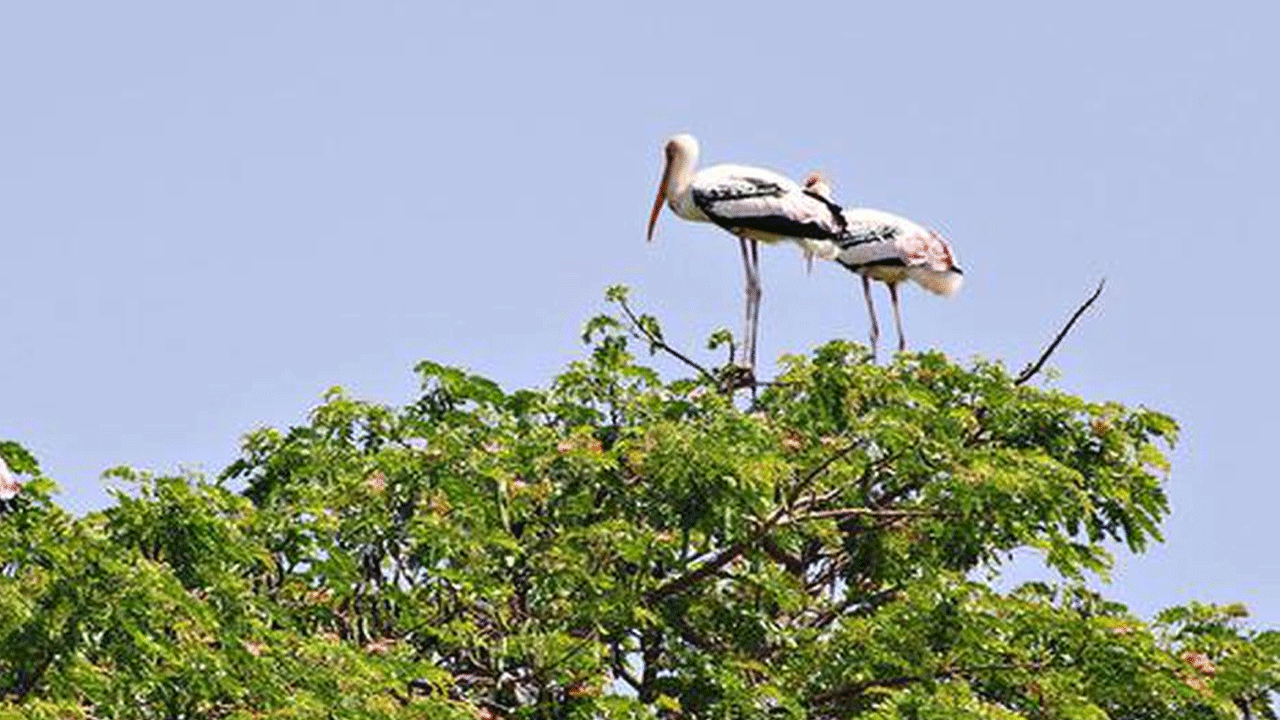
top-left (804, 172), bottom-right (963, 357)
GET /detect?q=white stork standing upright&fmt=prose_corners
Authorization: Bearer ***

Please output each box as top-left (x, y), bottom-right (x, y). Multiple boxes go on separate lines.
top-left (803, 172), bottom-right (963, 357)
top-left (646, 134), bottom-right (846, 375)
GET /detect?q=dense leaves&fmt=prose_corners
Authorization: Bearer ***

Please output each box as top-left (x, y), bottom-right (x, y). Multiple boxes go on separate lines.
top-left (1, 290), bottom-right (1275, 718)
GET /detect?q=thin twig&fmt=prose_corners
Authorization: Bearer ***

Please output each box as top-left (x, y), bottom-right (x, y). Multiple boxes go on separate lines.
top-left (616, 296), bottom-right (719, 385)
top-left (791, 439), bottom-right (867, 504)
top-left (612, 660), bottom-right (642, 694)
top-left (1015, 278), bottom-right (1106, 386)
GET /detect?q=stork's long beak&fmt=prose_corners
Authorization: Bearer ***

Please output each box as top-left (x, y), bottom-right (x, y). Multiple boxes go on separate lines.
top-left (646, 158), bottom-right (672, 242)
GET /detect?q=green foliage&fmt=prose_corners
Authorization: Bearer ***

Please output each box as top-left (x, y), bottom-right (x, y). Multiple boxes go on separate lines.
top-left (0, 290), bottom-right (1275, 719)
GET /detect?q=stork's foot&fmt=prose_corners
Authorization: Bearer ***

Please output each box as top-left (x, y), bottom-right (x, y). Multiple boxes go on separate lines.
top-left (718, 363), bottom-right (757, 393)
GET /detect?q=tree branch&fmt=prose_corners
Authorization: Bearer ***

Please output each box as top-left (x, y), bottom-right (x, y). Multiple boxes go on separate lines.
top-left (616, 295), bottom-right (718, 385)
top-left (791, 439), bottom-right (867, 505)
top-left (1015, 279), bottom-right (1106, 386)
top-left (805, 584), bottom-right (903, 630)
top-left (761, 535), bottom-right (805, 577)
top-left (646, 438), bottom-right (866, 602)
top-left (646, 538), bottom-right (750, 602)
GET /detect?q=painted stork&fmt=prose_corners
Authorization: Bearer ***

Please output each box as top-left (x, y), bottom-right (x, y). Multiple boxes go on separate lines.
top-left (804, 172), bottom-right (963, 356)
top-left (647, 134), bottom-right (845, 375)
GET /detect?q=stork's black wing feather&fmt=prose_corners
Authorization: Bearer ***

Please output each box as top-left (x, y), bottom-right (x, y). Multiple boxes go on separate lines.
top-left (690, 172), bottom-right (847, 240)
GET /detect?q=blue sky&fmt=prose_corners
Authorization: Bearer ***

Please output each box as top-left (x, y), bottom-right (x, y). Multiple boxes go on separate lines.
top-left (2, 2), bottom-right (1276, 626)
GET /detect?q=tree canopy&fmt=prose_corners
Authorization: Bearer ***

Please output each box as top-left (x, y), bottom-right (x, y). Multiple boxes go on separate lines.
top-left (2, 289), bottom-right (1276, 719)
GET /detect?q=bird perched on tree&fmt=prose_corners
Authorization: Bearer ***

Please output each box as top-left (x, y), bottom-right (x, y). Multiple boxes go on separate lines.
top-left (803, 172), bottom-right (963, 357)
top-left (646, 134), bottom-right (845, 378)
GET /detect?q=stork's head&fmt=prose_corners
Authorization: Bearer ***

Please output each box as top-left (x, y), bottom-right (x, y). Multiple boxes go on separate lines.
top-left (803, 171), bottom-right (834, 202)
top-left (664, 133), bottom-right (699, 163)
top-left (648, 133), bottom-right (700, 242)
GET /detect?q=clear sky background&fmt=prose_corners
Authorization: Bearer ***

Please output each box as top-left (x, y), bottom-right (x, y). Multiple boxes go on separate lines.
top-left (2, 2), bottom-right (1276, 627)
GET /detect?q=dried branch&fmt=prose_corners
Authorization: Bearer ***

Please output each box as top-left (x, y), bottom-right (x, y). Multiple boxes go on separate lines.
top-left (1015, 279), bottom-right (1106, 386)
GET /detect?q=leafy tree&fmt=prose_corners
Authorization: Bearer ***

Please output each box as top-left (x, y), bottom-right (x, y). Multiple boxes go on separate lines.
top-left (1, 288), bottom-right (1276, 719)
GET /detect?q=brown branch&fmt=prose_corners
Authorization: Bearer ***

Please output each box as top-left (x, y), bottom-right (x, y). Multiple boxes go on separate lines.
top-left (761, 535), bottom-right (806, 577)
top-left (963, 406), bottom-right (989, 448)
top-left (795, 486), bottom-right (845, 514)
top-left (770, 447), bottom-right (898, 519)
top-left (806, 584), bottom-right (903, 629)
top-left (639, 630), bottom-right (662, 703)
top-left (805, 555), bottom-right (850, 596)
top-left (609, 640), bottom-right (643, 693)
top-left (1015, 278), bottom-right (1106, 386)
top-left (646, 538), bottom-right (750, 601)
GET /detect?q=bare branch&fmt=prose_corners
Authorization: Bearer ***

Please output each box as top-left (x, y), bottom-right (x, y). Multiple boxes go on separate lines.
top-left (1015, 279), bottom-right (1106, 386)
top-left (616, 295), bottom-right (719, 385)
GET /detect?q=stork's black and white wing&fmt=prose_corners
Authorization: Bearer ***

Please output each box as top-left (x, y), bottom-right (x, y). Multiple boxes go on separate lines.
top-left (835, 208), bottom-right (963, 296)
top-left (689, 164), bottom-right (847, 243)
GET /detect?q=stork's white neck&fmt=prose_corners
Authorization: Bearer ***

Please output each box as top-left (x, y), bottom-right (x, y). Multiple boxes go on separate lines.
top-left (663, 134), bottom-right (700, 203)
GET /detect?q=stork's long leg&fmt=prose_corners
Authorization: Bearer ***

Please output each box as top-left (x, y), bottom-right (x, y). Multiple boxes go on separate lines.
top-left (737, 237), bottom-right (757, 369)
top-left (861, 275), bottom-right (880, 358)
top-left (748, 239), bottom-right (761, 370)
top-left (888, 282), bottom-right (906, 353)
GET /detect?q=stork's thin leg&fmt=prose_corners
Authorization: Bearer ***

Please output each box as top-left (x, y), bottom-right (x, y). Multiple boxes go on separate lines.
top-left (748, 239), bottom-right (761, 370)
top-left (737, 237), bottom-right (755, 370)
top-left (861, 275), bottom-right (879, 358)
top-left (888, 282), bottom-right (906, 353)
